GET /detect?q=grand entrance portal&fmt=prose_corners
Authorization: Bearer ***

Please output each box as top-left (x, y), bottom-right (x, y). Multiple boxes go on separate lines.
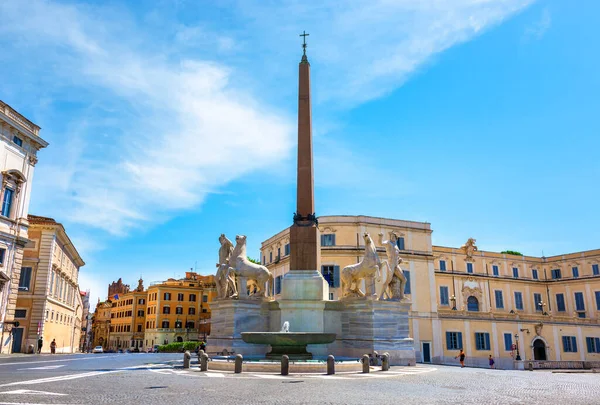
top-left (533, 339), bottom-right (547, 360)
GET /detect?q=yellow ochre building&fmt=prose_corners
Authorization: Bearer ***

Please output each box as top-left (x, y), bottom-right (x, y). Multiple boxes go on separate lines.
top-left (93, 272), bottom-right (217, 352)
top-left (261, 215), bottom-right (600, 369)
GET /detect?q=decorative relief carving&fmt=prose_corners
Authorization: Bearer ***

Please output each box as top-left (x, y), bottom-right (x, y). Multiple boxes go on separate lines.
top-left (319, 226), bottom-right (337, 233)
top-left (461, 278), bottom-right (482, 308)
top-left (460, 238), bottom-right (478, 260)
top-left (534, 323), bottom-right (543, 336)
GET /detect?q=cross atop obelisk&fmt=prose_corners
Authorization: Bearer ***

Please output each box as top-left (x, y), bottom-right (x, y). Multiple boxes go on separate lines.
top-left (290, 31), bottom-right (320, 272)
top-left (300, 31), bottom-right (309, 63)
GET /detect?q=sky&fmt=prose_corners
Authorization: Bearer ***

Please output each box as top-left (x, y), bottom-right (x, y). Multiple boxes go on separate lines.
top-left (1, 0), bottom-right (599, 305)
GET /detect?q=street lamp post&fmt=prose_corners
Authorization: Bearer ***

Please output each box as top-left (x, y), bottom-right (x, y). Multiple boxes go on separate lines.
top-left (450, 295), bottom-right (457, 311)
top-left (538, 301), bottom-right (548, 316)
top-left (514, 333), bottom-right (522, 361)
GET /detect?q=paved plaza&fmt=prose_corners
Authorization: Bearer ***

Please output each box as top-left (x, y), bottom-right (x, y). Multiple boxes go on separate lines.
top-left (0, 353), bottom-right (598, 404)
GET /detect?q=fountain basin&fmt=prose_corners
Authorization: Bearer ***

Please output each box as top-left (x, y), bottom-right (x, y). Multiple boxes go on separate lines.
top-left (241, 332), bottom-right (336, 360)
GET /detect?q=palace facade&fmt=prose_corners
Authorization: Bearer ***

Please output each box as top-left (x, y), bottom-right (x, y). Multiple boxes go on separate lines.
top-left (0, 101), bottom-right (48, 353)
top-left (261, 215), bottom-right (600, 369)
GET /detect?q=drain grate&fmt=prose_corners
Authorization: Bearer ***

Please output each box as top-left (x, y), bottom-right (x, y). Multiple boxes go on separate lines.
top-left (146, 386), bottom-right (168, 389)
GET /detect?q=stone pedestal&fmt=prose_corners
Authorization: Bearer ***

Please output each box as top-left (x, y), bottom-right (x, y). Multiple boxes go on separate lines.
top-left (339, 299), bottom-right (415, 366)
top-left (209, 299), bottom-right (271, 356)
top-left (278, 269), bottom-right (328, 335)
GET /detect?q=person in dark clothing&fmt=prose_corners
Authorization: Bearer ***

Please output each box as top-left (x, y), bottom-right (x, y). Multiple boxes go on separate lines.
top-left (455, 349), bottom-right (466, 367)
top-left (50, 339), bottom-right (56, 354)
top-left (37, 337), bottom-right (43, 354)
top-left (489, 355), bottom-right (495, 369)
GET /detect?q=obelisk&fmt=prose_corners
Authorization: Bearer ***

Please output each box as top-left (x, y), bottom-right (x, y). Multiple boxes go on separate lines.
top-left (281, 31), bottom-right (328, 310)
top-left (290, 31), bottom-right (321, 273)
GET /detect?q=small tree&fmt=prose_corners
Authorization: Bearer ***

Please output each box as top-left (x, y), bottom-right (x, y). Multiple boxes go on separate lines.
top-left (501, 250), bottom-right (523, 256)
top-left (247, 257), bottom-right (260, 264)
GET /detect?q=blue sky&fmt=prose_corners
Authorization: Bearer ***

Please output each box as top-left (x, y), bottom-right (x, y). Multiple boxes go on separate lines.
top-left (1, 0), bottom-right (598, 304)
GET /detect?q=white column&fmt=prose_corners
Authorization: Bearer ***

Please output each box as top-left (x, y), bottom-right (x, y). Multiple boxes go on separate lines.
top-left (432, 319), bottom-right (443, 360)
top-left (491, 322), bottom-right (499, 358)
top-left (553, 326), bottom-right (561, 361)
top-left (577, 326), bottom-right (585, 361)
top-left (428, 261), bottom-right (437, 313)
top-left (412, 318), bottom-right (420, 351)
top-left (464, 320), bottom-right (472, 354)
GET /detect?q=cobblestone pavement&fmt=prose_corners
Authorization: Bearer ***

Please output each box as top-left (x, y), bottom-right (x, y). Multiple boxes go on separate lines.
top-left (0, 353), bottom-right (599, 404)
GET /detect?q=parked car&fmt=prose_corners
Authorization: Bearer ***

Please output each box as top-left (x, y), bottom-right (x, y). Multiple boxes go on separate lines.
top-left (92, 346), bottom-right (104, 354)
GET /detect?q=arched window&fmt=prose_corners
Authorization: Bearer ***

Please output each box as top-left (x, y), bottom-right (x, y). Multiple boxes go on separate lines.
top-left (467, 296), bottom-right (479, 312)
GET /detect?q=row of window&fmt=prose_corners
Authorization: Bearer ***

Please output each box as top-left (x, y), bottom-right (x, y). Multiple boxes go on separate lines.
top-left (116, 299), bottom-right (134, 307)
top-left (161, 306), bottom-right (197, 315)
top-left (439, 261), bottom-right (600, 279)
top-left (44, 309), bottom-right (75, 325)
top-left (160, 293), bottom-right (206, 302)
top-left (446, 332), bottom-right (600, 354)
top-left (149, 320), bottom-right (195, 329)
top-left (441, 287), bottom-right (600, 316)
top-left (48, 268), bottom-right (77, 307)
top-left (264, 234), bottom-right (408, 265)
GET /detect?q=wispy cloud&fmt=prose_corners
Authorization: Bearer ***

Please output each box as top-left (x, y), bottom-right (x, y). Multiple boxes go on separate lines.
top-left (230, 0), bottom-right (535, 105)
top-left (0, 1), bottom-right (293, 235)
top-left (0, 0), bottom-right (534, 236)
top-left (524, 7), bottom-right (552, 41)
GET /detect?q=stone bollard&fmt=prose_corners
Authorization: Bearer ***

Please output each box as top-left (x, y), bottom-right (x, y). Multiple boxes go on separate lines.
top-left (327, 355), bottom-right (335, 375)
top-left (234, 354), bottom-right (243, 374)
top-left (362, 354), bottom-right (370, 373)
top-left (200, 353), bottom-right (209, 371)
top-left (183, 351), bottom-right (191, 369)
top-left (528, 362), bottom-right (533, 372)
top-left (281, 355), bottom-right (289, 376)
top-left (381, 353), bottom-right (390, 371)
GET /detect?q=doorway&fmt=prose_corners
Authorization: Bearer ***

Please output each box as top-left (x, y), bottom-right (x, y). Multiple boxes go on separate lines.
top-left (533, 339), bottom-right (547, 360)
top-left (176, 336), bottom-right (183, 342)
top-left (421, 341), bottom-right (431, 363)
top-left (11, 328), bottom-right (23, 353)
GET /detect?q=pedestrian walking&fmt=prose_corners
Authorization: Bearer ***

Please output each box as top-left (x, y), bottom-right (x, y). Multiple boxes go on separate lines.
top-left (50, 339), bottom-right (56, 354)
top-left (489, 355), bottom-right (495, 369)
top-left (37, 337), bottom-right (43, 354)
top-left (454, 349), bottom-right (466, 368)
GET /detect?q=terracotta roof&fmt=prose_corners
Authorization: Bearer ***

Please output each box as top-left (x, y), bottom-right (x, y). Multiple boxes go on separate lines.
top-left (27, 214), bottom-right (57, 225)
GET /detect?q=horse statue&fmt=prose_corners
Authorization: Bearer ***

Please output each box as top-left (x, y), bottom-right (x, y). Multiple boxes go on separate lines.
top-left (378, 232), bottom-right (407, 301)
top-left (341, 233), bottom-right (382, 298)
top-left (215, 234), bottom-right (238, 299)
top-left (228, 235), bottom-right (273, 298)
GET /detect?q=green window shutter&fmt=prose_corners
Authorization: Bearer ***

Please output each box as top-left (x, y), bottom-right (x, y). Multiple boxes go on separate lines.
top-left (333, 266), bottom-right (340, 288)
top-left (485, 333), bottom-right (490, 350)
top-left (457, 332), bottom-right (463, 349)
top-left (571, 337), bottom-right (578, 352)
top-left (446, 332), bottom-right (452, 350)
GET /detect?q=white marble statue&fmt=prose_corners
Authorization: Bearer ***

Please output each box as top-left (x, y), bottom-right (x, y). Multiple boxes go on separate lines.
top-left (341, 233), bottom-right (382, 298)
top-left (378, 232), bottom-right (407, 301)
top-left (281, 321), bottom-right (290, 333)
top-left (228, 235), bottom-right (274, 298)
top-left (216, 234), bottom-right (238, 299)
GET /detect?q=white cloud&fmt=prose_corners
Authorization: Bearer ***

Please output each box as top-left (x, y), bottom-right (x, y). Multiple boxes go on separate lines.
top-left (0, 1), bottom-right (293, 235)
top-left (232, 0), bottom-right (535, 105)
top-left (524, 7), bottom-right (551, 41)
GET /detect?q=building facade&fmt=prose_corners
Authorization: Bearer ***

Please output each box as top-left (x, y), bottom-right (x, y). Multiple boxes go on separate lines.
top-left (93, 272), bottom-right (217, 352)
top-left (79, 290), bottom-right (91, 352)
top-left (261, 215), bottom-right (600, 368)
top-left (91, 300), bottom-right (112, 350)
top-left (14, 215), bottom-right (85, 353)
top-left (0, 101), bottom-right (48, 353)
top-left (143, 272), bottom-right (216, 350)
